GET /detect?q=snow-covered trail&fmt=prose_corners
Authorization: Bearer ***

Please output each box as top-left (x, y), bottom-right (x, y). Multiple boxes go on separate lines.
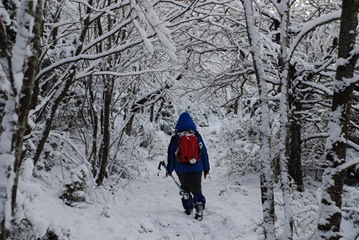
top-left (25, 120), bottom-right (359, 240)
top-left (60, 159), bottom-right (263, 240)
top-left (36, 156), bottom-right (264, 240)
top-left (17, 124), bottom-right (359, 240)
top-left (111, 161), bottom-right (263, 240)
top-left (30, 123), bottom-right (264, 240)
top-left (85, 122), bottom-right (265, 240)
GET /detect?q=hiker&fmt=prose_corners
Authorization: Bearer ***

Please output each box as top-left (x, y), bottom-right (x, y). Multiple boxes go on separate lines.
top-left (166, 112), bottom-right (210, 220)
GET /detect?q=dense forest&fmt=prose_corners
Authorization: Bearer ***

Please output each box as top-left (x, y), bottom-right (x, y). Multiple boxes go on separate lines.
top-left (0, 0), bottom-right (359, 239)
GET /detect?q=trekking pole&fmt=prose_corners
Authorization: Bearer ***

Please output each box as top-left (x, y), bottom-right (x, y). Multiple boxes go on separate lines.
top-left (157, 161), bottom-right (184, 195)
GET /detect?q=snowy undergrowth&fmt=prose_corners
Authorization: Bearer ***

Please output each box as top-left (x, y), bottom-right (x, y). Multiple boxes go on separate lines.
top-left (10, 114), bottom-right (359, 239)
top-left (15, 161), bottom-right (358, 240)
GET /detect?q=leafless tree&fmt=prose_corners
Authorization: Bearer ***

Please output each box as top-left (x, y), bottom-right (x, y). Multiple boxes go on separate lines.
top-left (317, 1), bottom-right (359, 239)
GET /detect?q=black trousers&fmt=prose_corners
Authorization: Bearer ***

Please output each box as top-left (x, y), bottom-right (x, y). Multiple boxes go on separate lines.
top-left (177, 171), bottom-right (202, 194)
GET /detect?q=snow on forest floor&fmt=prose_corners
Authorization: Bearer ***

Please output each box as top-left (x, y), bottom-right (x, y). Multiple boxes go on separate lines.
top-left (30, 160), bottom-right (264, 240)
top-left (24, 157), bottom-right (359, 240)
top-left (22, 130), bottom-right (359, 239)
top-left (123, 171), bottom-right (258, 239)
top-left (20, 119), bottom-right (269, 240)
top-left (25, 120), bottom-right (268, 239)
top-left (105, 162), bottom-right (263, 240)
top-left (20, 119), bottom-right (359, 240)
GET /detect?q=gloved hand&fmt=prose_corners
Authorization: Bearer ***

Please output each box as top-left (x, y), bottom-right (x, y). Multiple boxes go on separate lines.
top-left (204, 172), bottom-right (209, 179)
top-left (166, 172), bottom-right (172, 177)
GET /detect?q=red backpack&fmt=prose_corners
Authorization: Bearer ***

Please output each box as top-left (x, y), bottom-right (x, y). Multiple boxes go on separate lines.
top-left (176, 131), bottom-right (201, 164)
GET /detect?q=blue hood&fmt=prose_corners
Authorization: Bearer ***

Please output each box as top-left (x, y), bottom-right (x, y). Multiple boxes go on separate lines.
top-left (175, 112), bottom-right (197, 132)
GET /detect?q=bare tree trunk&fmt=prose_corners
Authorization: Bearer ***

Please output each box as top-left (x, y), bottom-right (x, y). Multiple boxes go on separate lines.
top-left (96, 77), bottom-right (114, 185)
top-left (234, 96), bottom-right (239, 115)
top-left (242, 1), bottom-right (275, 239)
top-left (12, 0), bottom-right (43, 212)
top-left (87, 79), bottom-right (99, 177)
top-left (288, 64), bottom-right (304, 192)
top-left (277, 1), bottom-right (294, 239)
top-left (0, 0), bottom-right (42, 238)
top-left (125, 114), bottom-right (135, 136)
top-left (95, 2), bottom-right (115, 185)
top-left (317, 1), bottom-right (359, 239)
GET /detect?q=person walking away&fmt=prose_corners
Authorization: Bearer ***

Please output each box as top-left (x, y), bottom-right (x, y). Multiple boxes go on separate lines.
top-left (166, 112), bottom-right (210, 220)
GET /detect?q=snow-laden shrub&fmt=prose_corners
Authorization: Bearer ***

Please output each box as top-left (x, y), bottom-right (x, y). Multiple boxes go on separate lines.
top-left (30, 131), bottom-right (65, 172)
top-left (11, 221), bottom-right (69, 240)
top-left (285, 179), bottom-right (319, 239)
top-left (104, 130), bottom-right (152, 189)
top-left (342, 185), bottom-right (359, 238)
top-left (60, 166), bottom-right (88, 206)
top-left (211, 113), bottom-right (261, 176)
top-left (11, 159), bottom-right (71, 240)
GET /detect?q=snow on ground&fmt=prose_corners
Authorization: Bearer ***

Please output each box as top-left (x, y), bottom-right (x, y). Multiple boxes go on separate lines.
top-left (19, 121), bottom-right (266, 240)
top-left (25, 159), bottom-right (263, 240)
top-left (17, 118), bottom-right (359, 240)
top-left (103, 164), bottom-right (261, 240)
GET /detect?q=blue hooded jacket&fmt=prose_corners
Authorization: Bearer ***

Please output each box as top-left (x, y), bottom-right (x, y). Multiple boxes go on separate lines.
top-left (167, 112), bottom-right (210, 174)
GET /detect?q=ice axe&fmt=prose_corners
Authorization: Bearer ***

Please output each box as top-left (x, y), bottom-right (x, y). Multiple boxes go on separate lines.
top-left (157, 161), bottom-right (186, 197)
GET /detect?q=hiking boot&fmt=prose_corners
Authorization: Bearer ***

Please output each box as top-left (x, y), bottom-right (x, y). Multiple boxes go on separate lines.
top-left (185, 208), bottom-right (193, 215)
top-left (195, 204), bottom-right (203, 221)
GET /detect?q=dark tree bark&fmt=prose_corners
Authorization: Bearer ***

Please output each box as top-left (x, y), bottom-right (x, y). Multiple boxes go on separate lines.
top-left (0, 1), bottom-right (42, 239)
top-left (242, 1), bottom-right (275, 238)
top-left (317, 1), bottom-right (359, 239)
top-left (87, 79), bottom-right (99, 177)
top-left (265, 0), bottom-right (305, 193)
top-left (96, 78), bottom-right (114, 185)
top-left (12, 0), bottom-right (43, 212)
top-left (287, 65), bottom-right (304, 192)
top-left (125, 114), bottom-right (135, 136)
